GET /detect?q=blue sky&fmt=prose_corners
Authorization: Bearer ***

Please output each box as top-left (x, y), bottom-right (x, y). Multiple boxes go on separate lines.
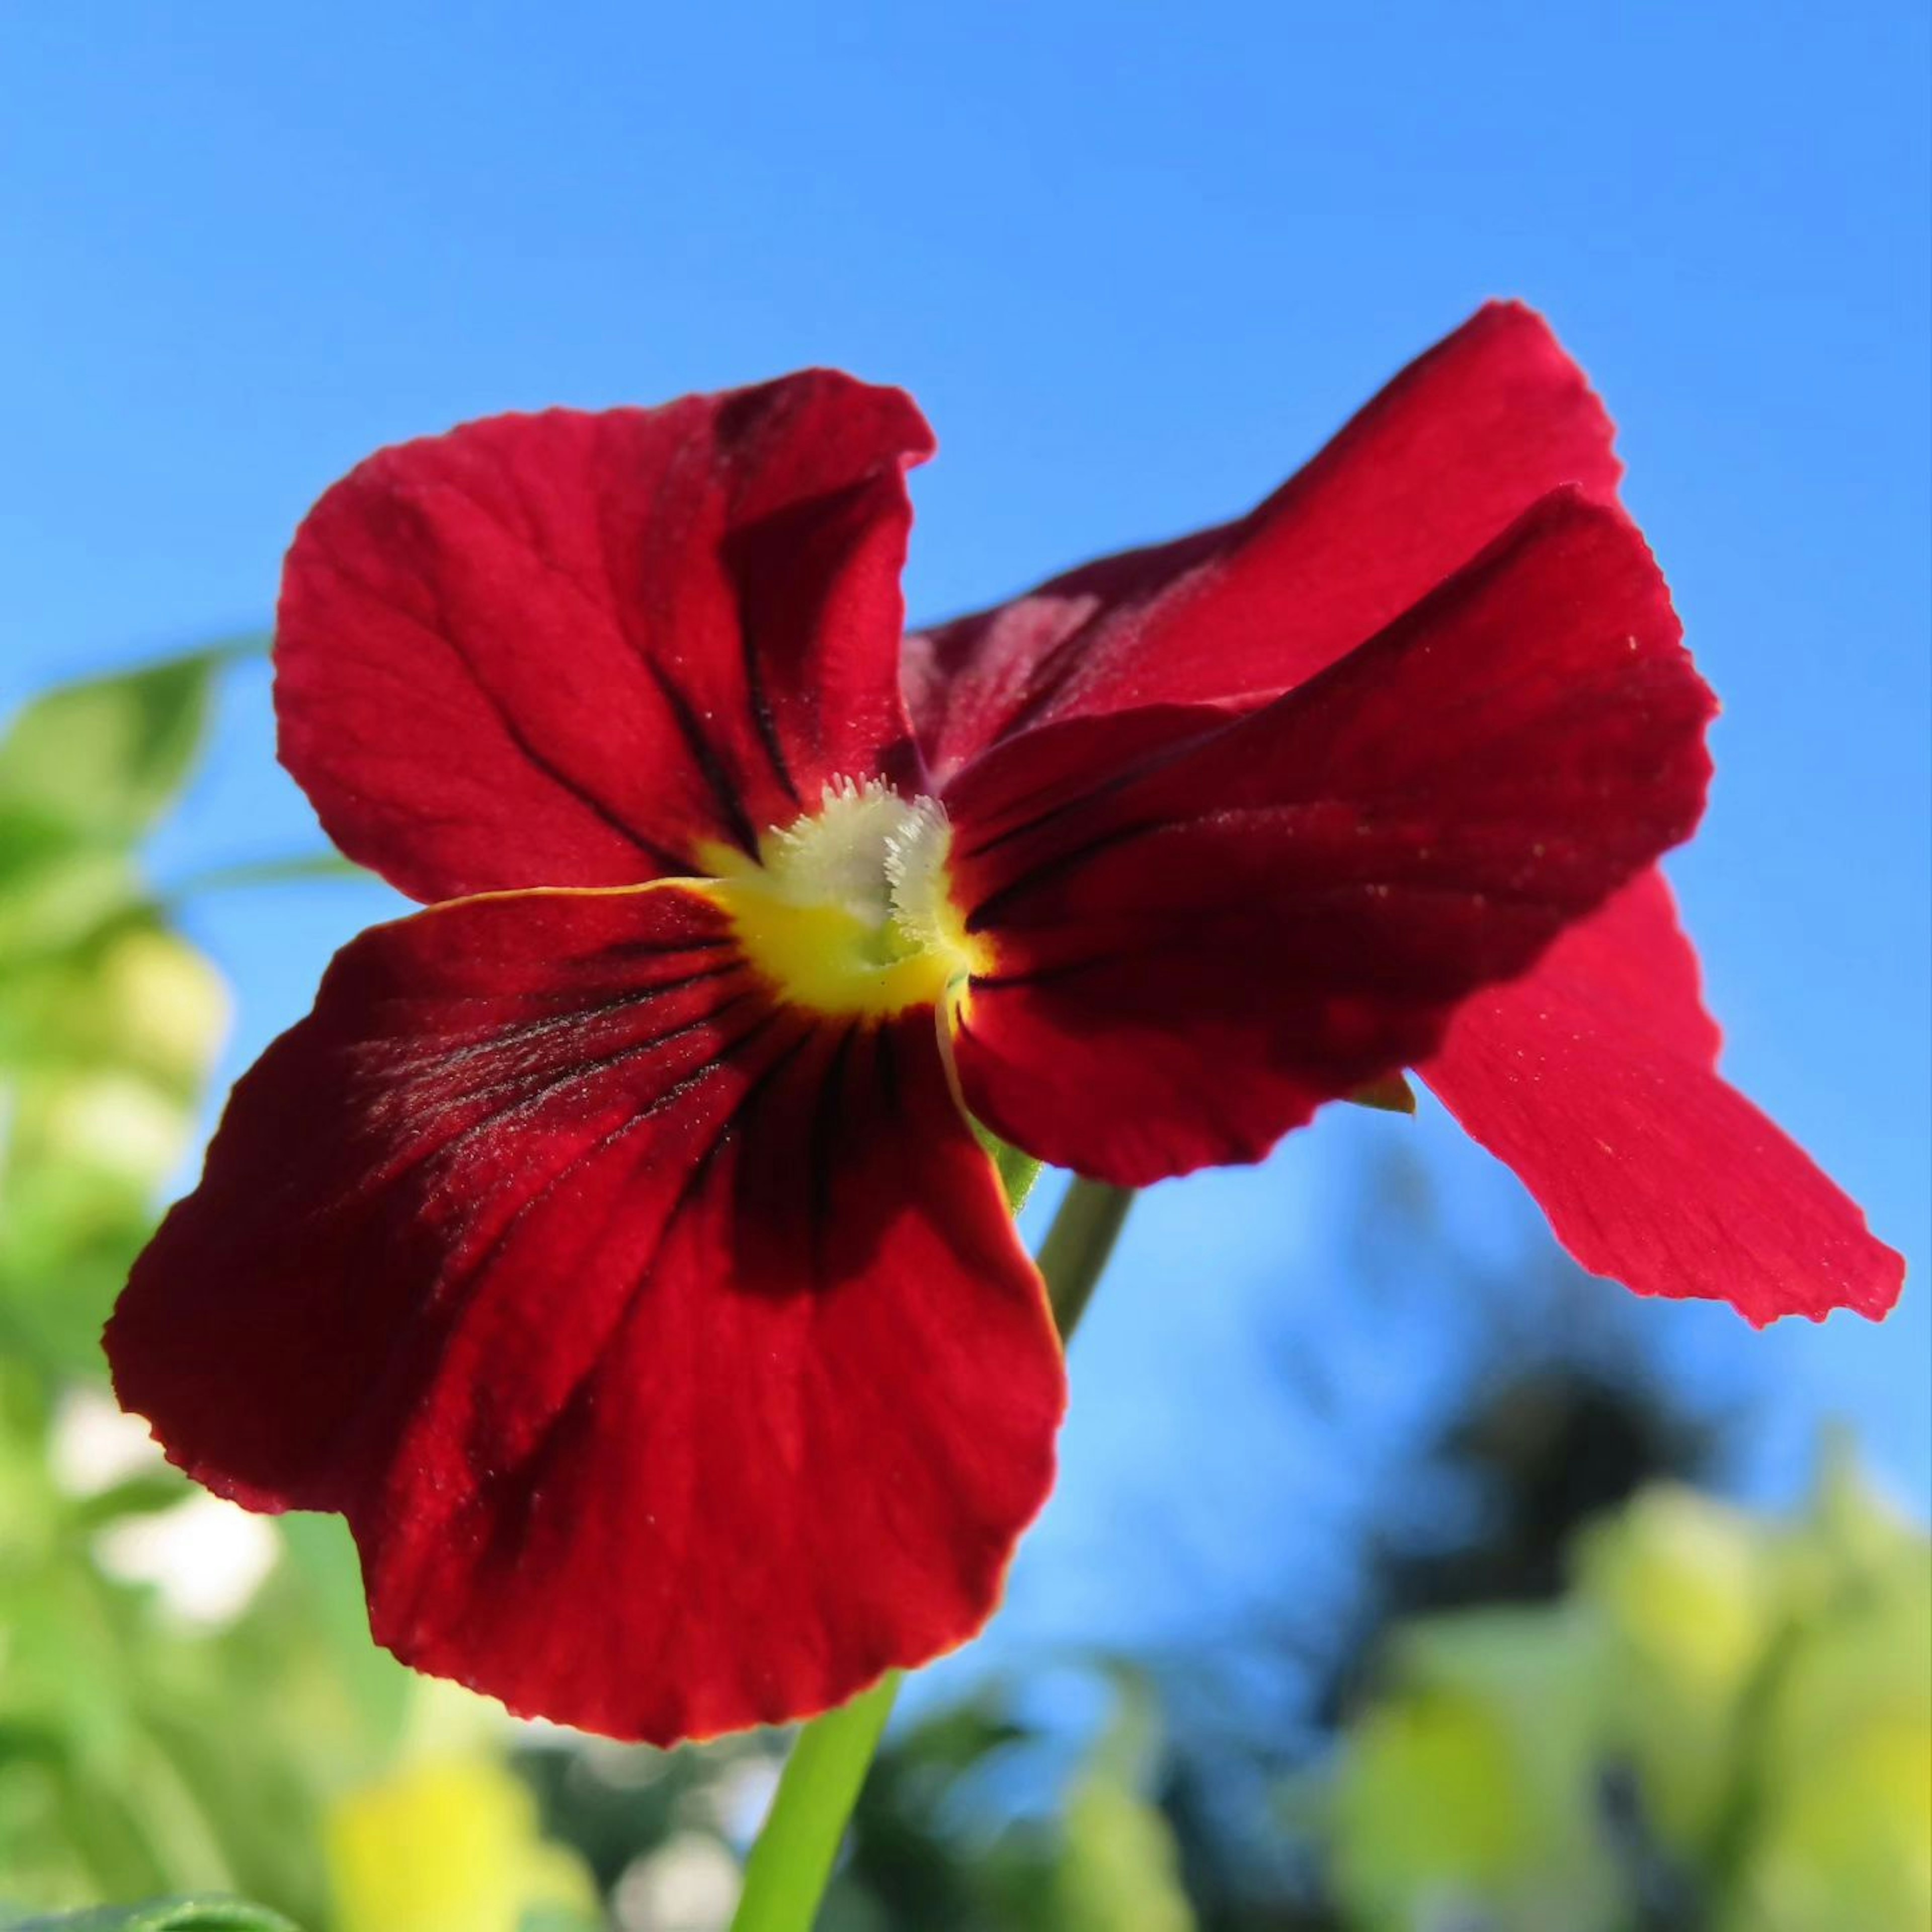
top-left (4, 3), bottom-right (1925, 1656)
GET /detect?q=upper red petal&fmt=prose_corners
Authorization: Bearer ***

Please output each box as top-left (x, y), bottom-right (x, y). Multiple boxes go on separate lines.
top-left (1419, 871), bottom-right (1904, 1324)
top-left (277, 373), bottom-right (935, 902)
top-left (904, 301), bottom-right (1622, 782)
top-left (106, 886), bottom-right (1064, 1742)
top-left (941, 490), bottom-right (1713, 1186)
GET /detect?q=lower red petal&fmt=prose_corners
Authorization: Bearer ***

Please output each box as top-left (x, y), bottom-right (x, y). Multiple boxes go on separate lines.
top-left (106, 887), bottom-right (1064, 1742)
top-left (1420, 871), bottom-right (1903, 1324)
top-left (942, 491), bottom-right (1714, 1185)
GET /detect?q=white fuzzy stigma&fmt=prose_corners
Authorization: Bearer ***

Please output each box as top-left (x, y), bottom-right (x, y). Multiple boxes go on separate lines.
top-left (765, 778), bottom-right (953, 947)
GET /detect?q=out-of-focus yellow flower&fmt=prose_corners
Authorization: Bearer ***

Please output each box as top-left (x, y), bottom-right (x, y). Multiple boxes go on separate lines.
top-left (326, 1754), bottom-right (598, 1932)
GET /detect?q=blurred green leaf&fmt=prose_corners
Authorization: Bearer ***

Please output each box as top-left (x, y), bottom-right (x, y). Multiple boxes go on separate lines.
top-left (0, 842), bottom-right (139, 970)
top-left (0, 653), bottom-right (223, 852)
top-left (515, 1911), bottom-right (604, 1932)
top-left (69, 1477), bottom-right (199, 1533)
top-left (1322, 1460), bottom-right (1932, 1932)
top-left (1057, 1782), bottom-right (1194, 1932)
top-left (0, 1898), bottom-right (300, 1930)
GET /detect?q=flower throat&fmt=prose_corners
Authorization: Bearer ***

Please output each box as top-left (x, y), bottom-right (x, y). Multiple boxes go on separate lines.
top-left (704, 778), bottom-right (987, 1018)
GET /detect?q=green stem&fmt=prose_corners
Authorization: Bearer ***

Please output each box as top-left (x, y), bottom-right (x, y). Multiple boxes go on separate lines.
top-left (726, 1173), bottom-right (1135, 1932)
top-left (730, 1674), bottom-right (900, 1932)
top-left (162, 850), bottom-right (368, 902)
top-left (1036, 1178), bottom-right (1134, 1336)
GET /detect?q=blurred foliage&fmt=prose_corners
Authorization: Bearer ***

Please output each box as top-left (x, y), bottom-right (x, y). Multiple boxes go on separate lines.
top-left (3, 1897), bottom-right (300, 1929)
top-left (0, 655), bottom-right (230, 1377)
top-left (1326, 1458), bottom-right (1931, 1932)
top-left (0, 655), bottom-right (1924, 1932)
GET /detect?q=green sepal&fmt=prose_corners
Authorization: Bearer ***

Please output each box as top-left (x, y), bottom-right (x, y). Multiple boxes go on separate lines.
top-left (969, 1120), bottom-right (1044, 1213)
top-left (1347, 1071), bottom-right (1417, 1115)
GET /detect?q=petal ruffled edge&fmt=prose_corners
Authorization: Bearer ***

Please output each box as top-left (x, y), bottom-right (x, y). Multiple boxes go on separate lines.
top-left (278, 372), bottom-right (935, 903)
top-left (905, 300), bottom-right (1623, 780)
top-left (108, 882), bottom-right (1066, 1741)
top-left (1420, 871), bottom-right (1905, 1325)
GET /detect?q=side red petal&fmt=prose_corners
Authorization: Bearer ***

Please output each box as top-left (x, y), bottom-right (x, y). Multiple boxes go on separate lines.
top-left (942, 490), bottom-right (1713, 1186)
top-left (905, 301), bottom-right (1622, 781)
top-left (106, 887), bottom-right (1064, 1743)
top-left (1419, 872), bottom-right (1904, 1324)
top-left (278, 373), bottom-right (935, 902)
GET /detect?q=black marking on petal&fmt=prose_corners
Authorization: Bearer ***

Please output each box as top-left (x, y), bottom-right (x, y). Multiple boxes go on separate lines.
top-left (807, 1023), bottom-right (858, 1290)
top-left (393, 986), bottom-right (767, 1176)
top-left (404, 1006), bottom-right (801, 1568)
top-left (601, 931), bottom-right (739, 967)
top-left (964, 818), bottom-right (1166, 933)
top-left (321, 552), bottom-right (694, 879)
top-left (952, 711), bottom-right (1225, 866)
top-left (646, 660), bottom-right (764, 856)
top-left (873, 1018), bottom-right (901, 1120)
top-left (741, 628), bottom-right (802, 810)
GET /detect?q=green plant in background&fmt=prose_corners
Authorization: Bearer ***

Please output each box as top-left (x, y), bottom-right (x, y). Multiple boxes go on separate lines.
top-left (0, 650), bottom-right (299, 1908)
top-left (1325, 1456), bottom-right (1931, 1932)
top-left (0, 1898), bottom-right (299, 1930)
top-left (1053, 1684), bottom-right (1195, 1932)
top-left (0, 654), bottom-right (231, 1378)
top-left (0, 656), bottom-right (597, 1930)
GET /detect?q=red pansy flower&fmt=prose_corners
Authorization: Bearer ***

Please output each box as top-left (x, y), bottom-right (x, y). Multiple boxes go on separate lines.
top-left (107, 303), bottom-right (1901, 1744)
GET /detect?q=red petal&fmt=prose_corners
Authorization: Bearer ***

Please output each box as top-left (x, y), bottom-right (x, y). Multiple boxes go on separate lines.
top-left (905, 301), bottom-right (1621, 781)
top-left (1420, 872), bottom-right (1904, 1324)
top-left (941, 491), bottom-right (1713, 1186)
top-left (278, 374), bottom-right (935, 902)
top-left (106, 887), bottom-right (1063, 1742)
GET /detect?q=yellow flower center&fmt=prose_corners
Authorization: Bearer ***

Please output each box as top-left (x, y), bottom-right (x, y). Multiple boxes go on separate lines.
top-left (704, 778), bottom-right (988, 1018)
